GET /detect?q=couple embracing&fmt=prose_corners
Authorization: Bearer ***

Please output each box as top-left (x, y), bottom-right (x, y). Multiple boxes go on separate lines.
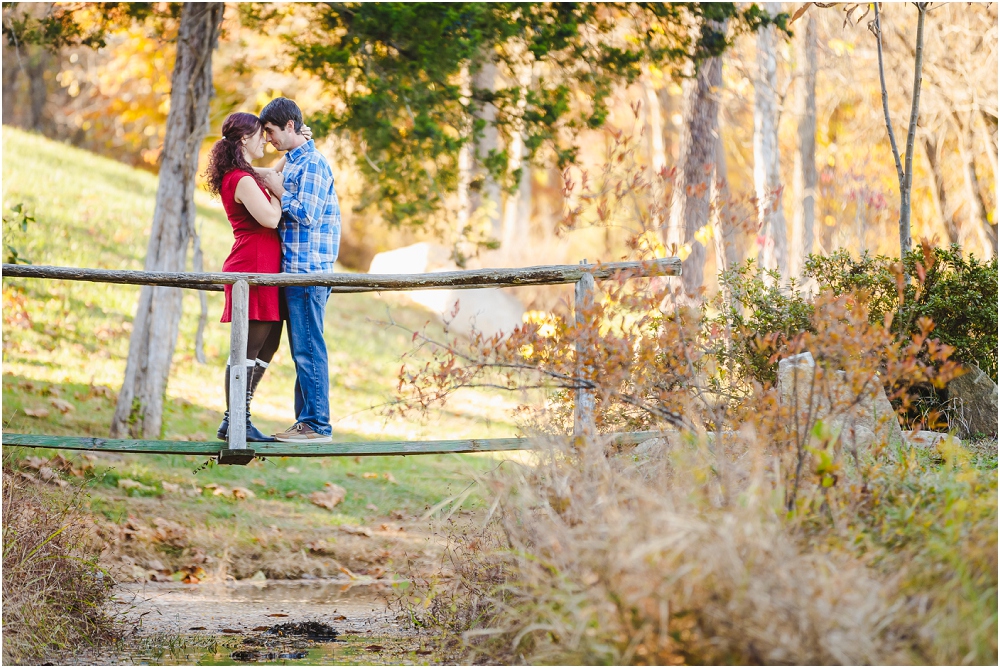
top-left (205, 97), bottom-right (338, 444)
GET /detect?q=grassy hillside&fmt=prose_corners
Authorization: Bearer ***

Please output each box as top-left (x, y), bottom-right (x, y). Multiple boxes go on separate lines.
top-left (2, 125), bottom-right (519, 582)
top-left (2, 125), bottom-right (518, 441)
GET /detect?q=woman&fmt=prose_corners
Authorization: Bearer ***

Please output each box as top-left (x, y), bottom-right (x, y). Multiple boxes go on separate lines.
top-left (205, 112), bottom-right (283, 443)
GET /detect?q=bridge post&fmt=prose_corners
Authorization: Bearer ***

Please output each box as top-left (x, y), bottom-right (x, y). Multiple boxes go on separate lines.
top-left (574, 261), bottom-right (596, 438)
top-left (219, 279), bottom-right (254, 464)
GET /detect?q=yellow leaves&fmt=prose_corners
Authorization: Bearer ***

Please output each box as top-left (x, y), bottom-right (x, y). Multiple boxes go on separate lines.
top-left (693, 224), bottom-right (714, 246)
top-left (636, 230), bottom-right (667, 258)
top-left (827, 38), bottom-right (855, 57)
top-left (523, 310), bottom-right (560, 338)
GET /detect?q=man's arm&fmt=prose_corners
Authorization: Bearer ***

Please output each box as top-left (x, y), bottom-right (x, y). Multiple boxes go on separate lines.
top-left (253, 156), bottom-right (285, 177)
top-left (265, 160), bottom-right (333, 228)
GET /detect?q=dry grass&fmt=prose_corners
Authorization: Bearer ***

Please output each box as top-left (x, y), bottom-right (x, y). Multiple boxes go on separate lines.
top-left (396, 293), bottom-right (997, 665)
top-left (2, 461), bottom-right (120, 664)
top-left (407, 434), bottom-right (917, 665)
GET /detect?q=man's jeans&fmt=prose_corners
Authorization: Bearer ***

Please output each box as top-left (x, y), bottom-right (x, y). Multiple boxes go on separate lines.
top-left (284, 285), bottom-right (332, 436)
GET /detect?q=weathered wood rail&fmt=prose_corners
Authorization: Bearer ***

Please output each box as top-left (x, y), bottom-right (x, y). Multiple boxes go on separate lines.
top-left (1, 431), bottom-right (659, 457)
top-left (2, 258), bottom-right (680, 464)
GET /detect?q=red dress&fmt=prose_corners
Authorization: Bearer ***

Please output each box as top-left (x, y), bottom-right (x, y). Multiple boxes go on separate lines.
top-left (220, 169), bottom-right (282, 322)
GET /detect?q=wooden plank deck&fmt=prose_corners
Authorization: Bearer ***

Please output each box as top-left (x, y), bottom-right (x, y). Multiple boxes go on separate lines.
top-left (2, 431), bottom-right (659, 458)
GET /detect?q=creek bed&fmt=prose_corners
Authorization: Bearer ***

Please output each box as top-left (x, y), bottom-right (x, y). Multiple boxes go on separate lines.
top-left (49, 580), bottom-right (445, 665)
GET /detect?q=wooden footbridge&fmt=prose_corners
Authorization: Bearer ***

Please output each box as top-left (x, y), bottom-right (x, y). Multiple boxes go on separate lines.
top-left (2, 258), bottom-right (680, 464)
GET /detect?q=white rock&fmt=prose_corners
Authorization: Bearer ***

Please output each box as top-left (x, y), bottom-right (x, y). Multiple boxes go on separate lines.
top-left (904, 430), bottom-right (960, 449)
top-left (368, 243), bottom-right (525, 339)
top-left (367, 242), bottom-right (457, 275)
top-left (777, 352), bottom-right (903, 450)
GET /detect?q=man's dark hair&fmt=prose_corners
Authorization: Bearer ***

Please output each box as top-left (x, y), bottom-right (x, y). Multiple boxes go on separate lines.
top-left (259, 97), bottom-right (303, 133)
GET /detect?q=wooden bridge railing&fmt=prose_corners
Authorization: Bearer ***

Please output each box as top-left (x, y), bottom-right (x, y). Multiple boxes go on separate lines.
top-left (2, 258), bottom-right (680, 464)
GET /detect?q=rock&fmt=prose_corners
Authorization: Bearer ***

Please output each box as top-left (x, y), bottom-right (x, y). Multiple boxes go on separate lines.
top-left (368, 242), bottom-right (456, 275)
top-left (904, 430), bottom-right (960, 449)
top-left (948, 365), bottom-right (998, 439)
top-left (777, 352), bottom-right (904, 450)
top-left (632, 432), bottom-right (683, 461)
top-left (368, 242), bottom-right (525, 339)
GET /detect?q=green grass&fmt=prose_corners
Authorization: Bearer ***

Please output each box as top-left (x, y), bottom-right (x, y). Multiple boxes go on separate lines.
top-left (2, 125), bottom-right (520, 573)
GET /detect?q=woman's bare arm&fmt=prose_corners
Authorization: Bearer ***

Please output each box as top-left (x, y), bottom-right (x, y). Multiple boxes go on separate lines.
top-left (234, 176), bottom-right (282, 229)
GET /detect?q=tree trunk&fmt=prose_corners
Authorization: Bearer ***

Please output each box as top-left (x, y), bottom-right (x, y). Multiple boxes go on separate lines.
top-left (642, 67), bottom-right (667, 174)
top-left (26, 45), bottom-right (52, 132)
top-left (754, 2), bottom-right (788, 282)
top-left (790, 13), bottom-right (817, 280)
top-left (955, 113), bottom-right (998, 258)
top-left (110, 3), bottom-right (223, 439)
top-left (2, 42), bottom-right (21, 123)
top-left (921, 133), bottom-right (961, 245)
top-left (643, 65), bottom-right (669, 251)
top-left (666, 26), bottom-right (726, 296)
top-left (471, 58), bottom-right (503, 243)
top-left (500, 53), bottom-right (534, 262)
top-left (711, 133), bottom-right (738, 274)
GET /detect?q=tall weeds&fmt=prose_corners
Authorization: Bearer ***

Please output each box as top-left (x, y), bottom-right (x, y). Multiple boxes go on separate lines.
top-left (2, 457), bottom-right (119, 664)
top-left (395, 284), bottom-right (997, 664)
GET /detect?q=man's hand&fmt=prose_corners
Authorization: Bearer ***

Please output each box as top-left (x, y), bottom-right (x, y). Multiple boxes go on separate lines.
top-left (263, 170), bottom-right (285, 197)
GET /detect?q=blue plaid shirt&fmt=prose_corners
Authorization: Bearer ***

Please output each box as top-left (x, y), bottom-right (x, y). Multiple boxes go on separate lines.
top-left (278, 140), bottom-right (341, 274)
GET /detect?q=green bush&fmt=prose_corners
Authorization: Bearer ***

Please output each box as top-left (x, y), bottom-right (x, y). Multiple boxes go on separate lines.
top-left (709, 246), bottom-right (997, 429)
top-left (712, 247), bottom-right (997, 387)
top-left (805, 245), bottom-right (998, 382)
top-left (708, 260), bottom-right (814, 388)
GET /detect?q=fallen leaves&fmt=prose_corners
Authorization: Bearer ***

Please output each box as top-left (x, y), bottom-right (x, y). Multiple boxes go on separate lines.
top-left (50, 397), bottom-right (75, 413)
top-left (308, 482), bottom-right (346, 510)
top-left (121, 516), bottom-right (189, 547)
top-left (118, 478), bottom-right (154, 492)
top-left (362, 471), bottom-right (398, 484)
top-left (203, 483), bottom-right (255, 500)
top-left (22, 406), bottom-right (50, 418)
top-left (339, 524), bottom-right (373, 538)
top-left (305, 539), bottom-right (336, 555)
top-left (172, 566), bottom-right (207, 584)
top-left (19, 454), bottom-right (91, 486)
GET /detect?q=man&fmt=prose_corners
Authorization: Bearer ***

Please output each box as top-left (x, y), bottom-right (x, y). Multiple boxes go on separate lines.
top-left (259, 97), bottom-right (341, 444)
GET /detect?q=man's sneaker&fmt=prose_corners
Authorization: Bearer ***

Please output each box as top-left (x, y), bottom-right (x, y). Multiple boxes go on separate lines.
top-left (273, 422), bottom-right (333, 444)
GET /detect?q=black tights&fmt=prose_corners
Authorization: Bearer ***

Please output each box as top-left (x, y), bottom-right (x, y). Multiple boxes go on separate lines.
top-left (245, 320), bottom-right (283, 364)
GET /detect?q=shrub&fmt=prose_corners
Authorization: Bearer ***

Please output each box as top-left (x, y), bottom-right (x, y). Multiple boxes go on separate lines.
top-left (805, 244), bottom-right (998, 382)
top-left (2, 458), bottom-right (119, 664)
top-left (709, 245), bottom-right (997, 428)
top-left (708, 260), bottom-right (814, 389)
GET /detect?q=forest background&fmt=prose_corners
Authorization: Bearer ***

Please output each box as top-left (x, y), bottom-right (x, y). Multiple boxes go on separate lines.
top-left (5, 2), bottom-right (995, 285)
